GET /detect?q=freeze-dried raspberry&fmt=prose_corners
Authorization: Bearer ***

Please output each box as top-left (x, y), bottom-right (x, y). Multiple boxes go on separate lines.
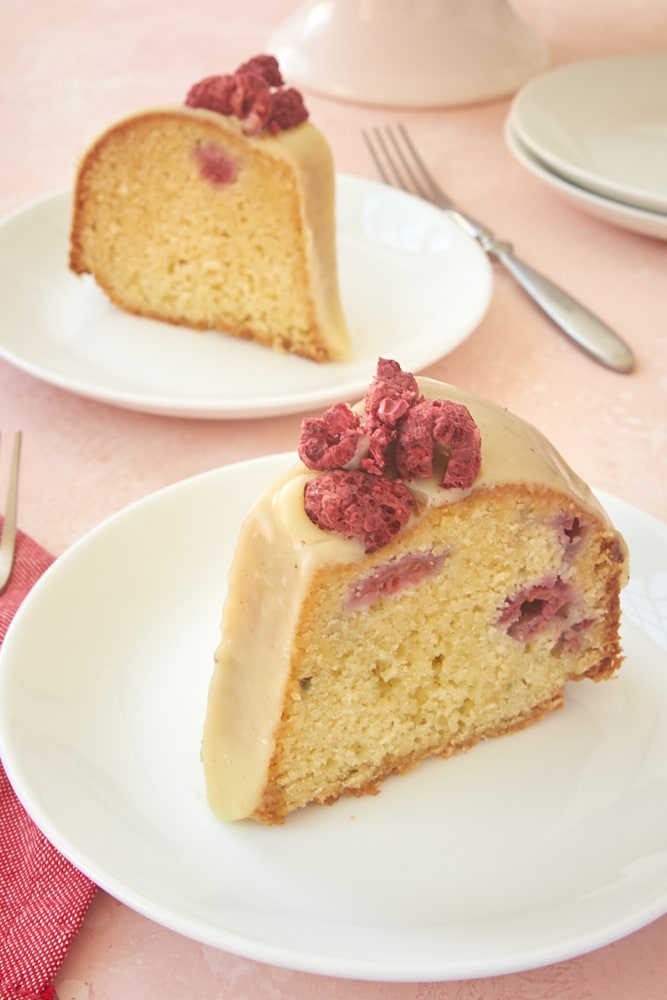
top-left (365, 358), bottom-right (420, 430)
top-left (185, 74), bottom-right (237, 115)
top-left (236, 55), bottom-right (283, 87)
top-left (394, 399), bottom-right (438, 479)
top-left (186, 70), bottom-right (272, 134)
top-left (298, 403), bottom-right (365, 470)
top-left (360, 423), bottom-right (396, 477)
top-left (432, 399), bottom-right (481, 488)
top-left (304, 470), bottom-right (414, 552)
top-left (267, 87), bottom-right (309, 133)
top-left (395, 397), bottom-right (481, 488)
top-left (355, 359), bottom-right (421, 475)
top-left (297, 360), bottom-right (482, 548)
top-left (228, 73), bottom-right (273, 134)
top-left (185, 55), bottom-right (308, 135)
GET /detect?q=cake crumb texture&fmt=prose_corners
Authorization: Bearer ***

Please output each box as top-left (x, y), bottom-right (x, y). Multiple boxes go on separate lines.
top-left (253, 487), bottom-right (624, 823)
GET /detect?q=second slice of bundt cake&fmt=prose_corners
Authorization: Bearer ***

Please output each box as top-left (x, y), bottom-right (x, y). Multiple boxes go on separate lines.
top-left (69, 56), bottom-right (351, 363)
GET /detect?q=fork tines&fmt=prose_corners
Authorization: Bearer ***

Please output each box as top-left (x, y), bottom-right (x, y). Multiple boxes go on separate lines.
top-left (362, 124), bottom-right (443, 205)
top-left (0, 431), bottom-right (22, 595)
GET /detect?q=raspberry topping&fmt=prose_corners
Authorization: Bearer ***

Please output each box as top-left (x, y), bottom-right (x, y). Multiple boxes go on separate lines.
top-left (298, 359), bottom-right (483, 550)
top-left (269, 88), bottom-right (309, 132)
top-left (393, 397), bottom-right (482, 486)
top-left (185, 55), bottom-right (309, 136)
top-left (304, 470), bottom-right (414, 554)
top-left (298, 403), bottom-right (366, 471)
top-left (365, 358), bottom-right (420, 430)
top-left (361, 358), bottom-right (420, 475)
top-left (236, 55), bottom-right (284, 87)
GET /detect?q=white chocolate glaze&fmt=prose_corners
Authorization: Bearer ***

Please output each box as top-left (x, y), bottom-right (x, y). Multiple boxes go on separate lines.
top-left (202, 377), bottom-right (624, 820)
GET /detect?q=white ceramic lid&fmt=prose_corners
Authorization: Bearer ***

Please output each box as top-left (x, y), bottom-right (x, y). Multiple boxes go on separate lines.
top-left (269, 0), bottom-right (549, 108)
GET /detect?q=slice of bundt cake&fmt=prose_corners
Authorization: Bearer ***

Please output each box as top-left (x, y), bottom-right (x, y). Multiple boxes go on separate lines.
top-left (202, 359), bottom-right (627, 824)
top-left (69, 55), bottom-right (351, 362)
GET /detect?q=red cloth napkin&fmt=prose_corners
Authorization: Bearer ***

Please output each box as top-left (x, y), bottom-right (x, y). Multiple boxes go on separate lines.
top-left (0, 519), bottom-right (97, 1000)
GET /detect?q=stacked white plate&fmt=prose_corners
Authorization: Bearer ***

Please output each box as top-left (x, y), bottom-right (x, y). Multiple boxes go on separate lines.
top-left (505, 53), bottom-right (667, 240)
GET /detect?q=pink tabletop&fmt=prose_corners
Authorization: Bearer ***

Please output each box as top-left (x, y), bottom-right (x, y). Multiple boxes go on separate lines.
top-left (2, 1), bottom-right (666, 997)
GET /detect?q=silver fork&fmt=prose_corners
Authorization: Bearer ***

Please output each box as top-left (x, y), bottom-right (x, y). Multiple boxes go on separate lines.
top-left (363, 124), bottom-right (635, 374)
top-left (0, 431), bottom-right (22, 594)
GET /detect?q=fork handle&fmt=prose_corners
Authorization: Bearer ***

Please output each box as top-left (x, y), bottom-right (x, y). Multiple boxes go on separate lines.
top-left (490, 243), bottom-right (635, 373)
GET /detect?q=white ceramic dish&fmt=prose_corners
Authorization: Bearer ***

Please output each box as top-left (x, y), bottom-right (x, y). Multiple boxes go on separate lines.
top-left (269, 0), bottom-right (548, 108)
top-left (0, 179), bottom-right (491, 419)
top-left (1, 453), bottom-right (666, 981)
top-left (510, 53), bottom-right (667, 214)
top-left (505, 118), bottom-right (667, 242)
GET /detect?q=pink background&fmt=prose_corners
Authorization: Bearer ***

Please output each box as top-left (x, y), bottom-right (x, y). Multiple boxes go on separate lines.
top-left (1, 1), bottom-right (665, 996)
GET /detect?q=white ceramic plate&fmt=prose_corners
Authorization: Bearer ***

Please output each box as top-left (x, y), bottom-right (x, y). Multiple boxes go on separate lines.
top-left (505, 118), bottom-right (667, 242)
top-left (510, 54), bottom-right (667, 214)
top-left (1, 453), bottom-right (666, 981)
top-left (0, 179), bottom-right (491, 419)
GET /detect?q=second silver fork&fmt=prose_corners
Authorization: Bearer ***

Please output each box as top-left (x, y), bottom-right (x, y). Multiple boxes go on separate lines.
top-left (0, 431), bottom-right (21, 595)
top-left (363, 124), bottom-right (635, 374)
